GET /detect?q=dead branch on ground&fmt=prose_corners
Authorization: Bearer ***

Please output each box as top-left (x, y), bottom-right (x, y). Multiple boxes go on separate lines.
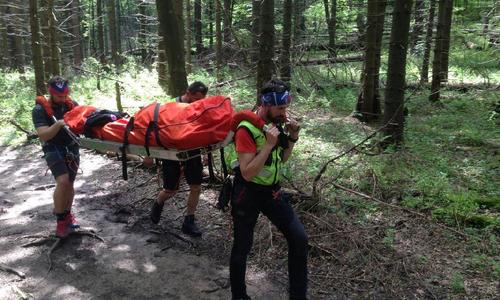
top-left (0, 264), bottom-right (26, 279)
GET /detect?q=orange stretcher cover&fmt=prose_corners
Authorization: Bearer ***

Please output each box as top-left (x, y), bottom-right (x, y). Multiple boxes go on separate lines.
top-left (99, 95), bottom-right (234, 150)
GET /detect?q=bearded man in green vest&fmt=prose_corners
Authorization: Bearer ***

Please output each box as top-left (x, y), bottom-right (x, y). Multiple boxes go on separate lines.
top-left (229, 79), bottom-right (308, 300)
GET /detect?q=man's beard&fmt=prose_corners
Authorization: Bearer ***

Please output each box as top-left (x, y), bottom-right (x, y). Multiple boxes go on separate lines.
top-left (266, 110), bottom-right (285, 124)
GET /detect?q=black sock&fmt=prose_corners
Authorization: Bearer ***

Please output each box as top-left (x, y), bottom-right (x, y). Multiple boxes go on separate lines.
top-left (56, 212), bottom-right (67, 221)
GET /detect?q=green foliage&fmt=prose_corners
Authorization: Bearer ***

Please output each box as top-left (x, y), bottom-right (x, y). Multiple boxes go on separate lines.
top-left (450, 272), bottom-right (466, 293)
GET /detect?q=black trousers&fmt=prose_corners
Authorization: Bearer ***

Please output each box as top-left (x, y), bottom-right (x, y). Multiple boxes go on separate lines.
top-left (230, 177), bottom-right (308, 300)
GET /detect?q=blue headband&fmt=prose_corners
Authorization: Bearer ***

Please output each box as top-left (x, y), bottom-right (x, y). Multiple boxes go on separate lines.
top-left (50, 80), bottom-right (68, 93)
top-left (261, 91), bottom-right (291, 106)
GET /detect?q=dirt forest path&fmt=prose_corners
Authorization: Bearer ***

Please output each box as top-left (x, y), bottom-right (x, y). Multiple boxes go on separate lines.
top-left (0, 145), bottom-right (285, 299)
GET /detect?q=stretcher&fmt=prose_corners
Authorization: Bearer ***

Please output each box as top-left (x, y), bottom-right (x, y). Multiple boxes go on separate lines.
top-left (77, 131), bottom-right (234, 161)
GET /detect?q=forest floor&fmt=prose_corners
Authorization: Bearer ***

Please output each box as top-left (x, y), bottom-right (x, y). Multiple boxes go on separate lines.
top-left (0, 144), bottom-right (285, 299)
top-left (0, 142), bottom-right (498, 299)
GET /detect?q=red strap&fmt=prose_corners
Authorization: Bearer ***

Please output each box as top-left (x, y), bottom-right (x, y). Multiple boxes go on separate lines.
top-left (231, 110), bottom-right (265, 132)
top-left (35, 96), bottom-right (74, 118)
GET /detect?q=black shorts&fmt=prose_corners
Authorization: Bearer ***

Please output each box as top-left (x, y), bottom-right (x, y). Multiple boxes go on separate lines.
top-left (162, 151), bottom-right (202, 190)
top-left (43, 144), bottom-right (80, 182)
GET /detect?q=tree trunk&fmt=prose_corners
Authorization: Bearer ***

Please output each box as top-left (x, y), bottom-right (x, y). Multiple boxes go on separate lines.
top-left (194, 0), bottom-right (203, 54)
top-left (223, 0), bottom-right (232, 46)
top-left (420, 0), bottom-right (436, 84)
top-left (156, 0), bottom-right (188, 97)
top-left (323, 0), bottom-right (337, 57)
top-left (0, 2), bottom-right (11, 68)
top-left (439, 0), bottom-right (453, 82)
top-left (40, 0), bottom-right (52, 77)
top-left (29, 0), bottom-right (46, 95)
top-left (355, 0), bottom-right (387, 121)
top-left (208, 0), bottom-right (213, 50)
top-left (251, 0), bottom-right (260, 63)
top-left (138, 0), bottom-right (147, 64)
top-left (382, 0), bottom-right (413, 147)
top-left (355, 0), bottom-right (365, 41)
top-left (71, 0), bottom-right (83, 67)
top-left (293, 0), bottom-right (305, 45)
top-left (107, 0), bottom-right (121, 71)
top-left (48, 0), bottom-right (61, 75)
top-left (410, 0), bottom-right (425, 51)
top-left (157, 31), bottom-right (170, 93)
top-left (10, 2), bottom-right (25, 72)
top-left (186, 0), bottom-right (192, 73)
top-left (97, 0), bottom-right (106, 65)
top-left (429, 0), bottom-right (454, 102)
top-left (116, 0), bottom-right (122, 54)
top-left (257, 0), bottom-right (275, 103)
top-left (279, 0), bottom-right (292, 83)
top-left (215, 0), bottom-right (222, 84)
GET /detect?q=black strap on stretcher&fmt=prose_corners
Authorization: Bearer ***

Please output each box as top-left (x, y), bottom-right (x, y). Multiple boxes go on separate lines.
top-left (120, 103), bottom-right (167, 180)
top-left (120, 116), bottom-right (135, 180)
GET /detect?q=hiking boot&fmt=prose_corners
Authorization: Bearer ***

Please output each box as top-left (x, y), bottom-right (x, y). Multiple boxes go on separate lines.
top-left (55, 219), bottom-right (70, 238)
top-left (150, 200), bottom-right (164, 224)
top-left (181, 215), bottom-right (202, 237)
top-left (66, 212), bottom-right (80, 229)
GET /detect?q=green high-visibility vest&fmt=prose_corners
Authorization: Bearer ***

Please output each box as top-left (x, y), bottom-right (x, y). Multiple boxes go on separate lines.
top-left (228, 120), bottom-right (284, 186)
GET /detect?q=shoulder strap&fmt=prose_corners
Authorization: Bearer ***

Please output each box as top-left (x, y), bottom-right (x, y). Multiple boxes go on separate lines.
top-left (35, 96), bottom-right (54, 118)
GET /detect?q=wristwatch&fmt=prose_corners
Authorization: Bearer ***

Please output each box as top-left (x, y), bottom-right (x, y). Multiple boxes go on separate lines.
top-left (288, 136), bottom-right (299, 143)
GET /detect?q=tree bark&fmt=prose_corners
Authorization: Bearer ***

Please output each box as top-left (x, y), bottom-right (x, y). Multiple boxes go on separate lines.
top-left (186, 0), bottom-right (192, 73)
top-left (382, 0), bottom-right (413, 146)
top-left (29, 0), bottom-right (46, 95)
top-left (410, 0), bottom-right (425, 51)
top-left (215, 0), bottom-right (222, 84)
top-left (0, 1), bottom-right (11, 68)
top-left (107, 0), bottom-right (121, 71)
top-left (97, 0), bottom-right (106, 65)
top-left (194, 0), bottom-right (203, 54)
top-left (156, 0), bottom-right (188, 97)
top-left (138, 0), bottom-right (147, 64)
top-left (251, 0), bottom-right (260, 63)
top-left (420, 0), bottom-right (436, 84)
top-left (279, 0), bottom-right (292, 83)
top-left (355, 0), bottom-right (387, 121)
top-left (223, 0), bottom-right (232, 46)
top-left (293, 0), bottom-right (305, 45)
top-left (48, 0), bottom-right (61, 75)
top-left (429, 0), bottom-right (454, 102)
top-left (323, 0), bottom-right (337, 57)
top-left (10, 1), bottom-right (25, 72)
top-left (257, 0), bottom-right (275, 103)
top-left (71, 0), bottom-right (83, 67)
top-left (208, 0), bottom-right (214, 50)
top-left (439, 0), bottom-right (453, 81)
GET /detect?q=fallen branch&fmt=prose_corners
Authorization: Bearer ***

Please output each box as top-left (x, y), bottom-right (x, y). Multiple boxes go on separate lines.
top-left (332, 182), bottom-right (470, 239)
top-left (149, 229), bottom-right (194, 248)
top-left (46, 238), bottom-right (62, 272)
top-left (213, 74), bottom-right (251, 88)
top-left (8, 120), bottom-right (38, 140)
top-left (0, 264), bottom-right (26, 279)
top-left (296, 55), bottom-right (364, 66)
top-left (10, 285), bottom-right (31, 300)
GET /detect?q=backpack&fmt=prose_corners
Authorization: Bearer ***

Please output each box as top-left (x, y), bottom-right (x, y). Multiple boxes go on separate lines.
top-left (83, 109), bottom-right (128, 138)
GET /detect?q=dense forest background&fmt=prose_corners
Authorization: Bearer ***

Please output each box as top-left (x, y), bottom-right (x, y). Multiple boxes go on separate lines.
top-left (0, 0), bottom-right (498, 298)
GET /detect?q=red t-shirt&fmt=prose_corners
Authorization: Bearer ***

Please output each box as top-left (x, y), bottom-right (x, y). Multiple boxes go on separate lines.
top-left (235, 128), bottom-right (257, 153)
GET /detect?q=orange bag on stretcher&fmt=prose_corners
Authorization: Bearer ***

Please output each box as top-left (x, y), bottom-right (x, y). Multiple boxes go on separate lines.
top-left (100, 95), bottom-right (234, 150)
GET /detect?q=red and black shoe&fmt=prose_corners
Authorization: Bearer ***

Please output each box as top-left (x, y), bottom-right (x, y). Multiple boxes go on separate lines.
top-left (66, 212), bottom-right (80, 230)
top-left (55, 219), bottom-right (70, 238)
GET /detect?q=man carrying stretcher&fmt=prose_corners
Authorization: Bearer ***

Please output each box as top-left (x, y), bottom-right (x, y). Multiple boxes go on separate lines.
top-left (148, 81), bottom-right (209, 237)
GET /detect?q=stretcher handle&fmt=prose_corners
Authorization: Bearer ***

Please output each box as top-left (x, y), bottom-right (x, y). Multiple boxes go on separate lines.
top-left (52, 116), bottom-right (81, 146)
